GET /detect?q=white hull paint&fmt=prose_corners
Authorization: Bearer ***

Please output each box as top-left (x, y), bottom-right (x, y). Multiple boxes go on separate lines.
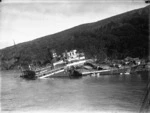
top-left (39, 69), bottom-right (65, 79)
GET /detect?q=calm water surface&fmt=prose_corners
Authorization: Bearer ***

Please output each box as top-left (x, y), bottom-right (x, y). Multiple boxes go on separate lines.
top-left (1, 70), bottom-right (148, 113)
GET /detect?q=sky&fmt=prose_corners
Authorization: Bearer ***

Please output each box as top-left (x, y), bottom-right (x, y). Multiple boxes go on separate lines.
top-left (0, 0), bottom-right (148, 49)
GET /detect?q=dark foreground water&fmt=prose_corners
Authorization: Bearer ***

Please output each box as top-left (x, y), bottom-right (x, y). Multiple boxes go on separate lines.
top-left (1, 70), bottom-right (148, 113)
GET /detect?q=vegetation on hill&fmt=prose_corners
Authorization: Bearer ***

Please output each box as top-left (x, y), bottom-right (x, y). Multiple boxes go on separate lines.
top-left (0, 5), bottom-right (149, 70)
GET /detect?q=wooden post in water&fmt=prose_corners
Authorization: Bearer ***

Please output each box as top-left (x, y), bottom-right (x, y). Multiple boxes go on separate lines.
top-left (139, 77), bottom-right (150, 113)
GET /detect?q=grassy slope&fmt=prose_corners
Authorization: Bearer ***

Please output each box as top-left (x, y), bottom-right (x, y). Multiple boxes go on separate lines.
top-left (0, 5), bottom-right (149, 69)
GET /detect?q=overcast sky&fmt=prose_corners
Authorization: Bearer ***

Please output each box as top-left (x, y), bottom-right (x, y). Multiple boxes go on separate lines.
top-left (0, 0), bottom-right (148, 49)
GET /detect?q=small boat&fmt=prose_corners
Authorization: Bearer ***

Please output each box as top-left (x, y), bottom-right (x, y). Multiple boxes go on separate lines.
top-left (20, 70), bottom-right (37, 80)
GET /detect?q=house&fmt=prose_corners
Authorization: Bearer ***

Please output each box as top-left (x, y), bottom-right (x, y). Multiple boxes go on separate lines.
top-left (124, 57), bottom-right (141, 65)
top-left (133, 58), bottom-right (141, 65)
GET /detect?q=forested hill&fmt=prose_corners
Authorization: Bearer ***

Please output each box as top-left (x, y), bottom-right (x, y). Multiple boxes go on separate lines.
top-left (0, 5), bottom-right (149, 69)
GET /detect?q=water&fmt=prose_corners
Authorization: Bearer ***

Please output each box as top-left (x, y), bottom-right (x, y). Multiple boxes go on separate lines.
top-left (1, 70), bottom-right (148, 113)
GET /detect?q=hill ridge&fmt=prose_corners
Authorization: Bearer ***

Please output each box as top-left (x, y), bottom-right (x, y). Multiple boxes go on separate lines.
top-left (0, 5), bottom-right (149, 69)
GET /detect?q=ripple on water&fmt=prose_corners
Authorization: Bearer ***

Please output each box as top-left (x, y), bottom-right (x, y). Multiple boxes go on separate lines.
top-left (1, 70), bottom-right (148, 112)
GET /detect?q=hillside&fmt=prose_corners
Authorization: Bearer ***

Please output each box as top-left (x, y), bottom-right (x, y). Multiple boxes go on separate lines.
top-left (0, 5), bottom-right (149, 70)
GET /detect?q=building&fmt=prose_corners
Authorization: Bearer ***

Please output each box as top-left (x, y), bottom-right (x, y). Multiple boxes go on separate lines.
top-left (67, 50), bottom-right (78, 59)
top-left (62, 49), bottom-right (85, 62)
